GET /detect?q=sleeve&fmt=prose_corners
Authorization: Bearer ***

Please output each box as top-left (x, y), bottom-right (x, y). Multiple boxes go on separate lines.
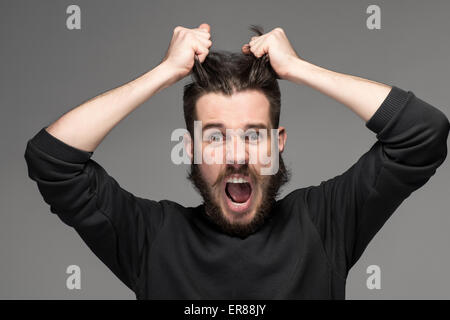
top-left (24, 127), bottom-right (165, 292)
top-left (304, 86), bottom-right (450, 278)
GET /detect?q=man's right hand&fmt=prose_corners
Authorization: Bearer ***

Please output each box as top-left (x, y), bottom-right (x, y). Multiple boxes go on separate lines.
top-left (44, 24), bottom-right (212, 153)
top-left (161, 23), bottom-right (212, 81)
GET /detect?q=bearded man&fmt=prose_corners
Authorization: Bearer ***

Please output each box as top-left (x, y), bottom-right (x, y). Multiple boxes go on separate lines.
top-left (24, 23), bottom-right (449, 299)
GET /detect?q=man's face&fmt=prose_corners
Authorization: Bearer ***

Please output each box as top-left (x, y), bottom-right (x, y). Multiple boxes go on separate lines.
top-left (187, 89), bottom-right (288, 238)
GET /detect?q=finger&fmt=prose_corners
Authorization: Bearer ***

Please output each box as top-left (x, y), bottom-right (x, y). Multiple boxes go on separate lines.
top-left (193, 40), bottom-right (210, 55)
top-left (242, 44), bottom-right (251, 55)
top-left (197, 23), bottom-right (210, 33)
top-left (195, 28), bottom-right (210, 34)
top-left (197, 36), bottom-right (212, 48)
top-left (193, 29), bottom-right (211, 39)
top-left (249, 42), bottom-right (264, 58)
top-left (248, 38), bottom-right (264, 57)
top-left (195, 46), bottom-right (210, 63)
top-left (249, 36), bottom-right (263, 47)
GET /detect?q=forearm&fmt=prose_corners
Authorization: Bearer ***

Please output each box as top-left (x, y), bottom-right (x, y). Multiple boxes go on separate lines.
top-left (46, 62), bottom-right (180, 152)
top-left (286, 57), bottom-right (392, 122)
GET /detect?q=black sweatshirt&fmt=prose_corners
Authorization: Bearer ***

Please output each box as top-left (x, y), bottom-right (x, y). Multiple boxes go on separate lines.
top-left (24, 86), bottom-right (449, 299)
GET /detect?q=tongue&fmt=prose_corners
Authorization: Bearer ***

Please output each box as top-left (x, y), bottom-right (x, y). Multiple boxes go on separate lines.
top-left (226, 183), bottom-right (252, 203)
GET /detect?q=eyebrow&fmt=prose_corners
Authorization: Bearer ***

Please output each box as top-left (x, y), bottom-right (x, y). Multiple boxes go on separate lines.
top-left (202, 122), bottom-right (269, 131)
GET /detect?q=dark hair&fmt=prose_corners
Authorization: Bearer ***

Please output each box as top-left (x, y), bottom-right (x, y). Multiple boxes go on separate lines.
top-left (183, 25), bottom-right (281, 135)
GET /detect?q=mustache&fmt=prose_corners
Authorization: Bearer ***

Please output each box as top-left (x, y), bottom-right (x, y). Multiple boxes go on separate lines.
top-left (211, 164), bottom-right (260, 188)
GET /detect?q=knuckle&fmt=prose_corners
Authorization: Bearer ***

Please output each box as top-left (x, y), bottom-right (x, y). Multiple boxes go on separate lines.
top-left (174, 26), bottom-right (183, 33)
top-left (274, 27), bottom-right (284, 34)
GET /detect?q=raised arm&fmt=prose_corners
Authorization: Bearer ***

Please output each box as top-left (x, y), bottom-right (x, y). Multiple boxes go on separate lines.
top-left (244, 27), bottom-right (450, 277)
top-left (24, 23), bottom-right (212, 293)
top-left (47, 23), bottom-right (212, 152)
top-left (242, 26), bottom-right (392, 121)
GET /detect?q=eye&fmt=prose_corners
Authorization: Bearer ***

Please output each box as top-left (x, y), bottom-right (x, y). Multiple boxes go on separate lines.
top-left (246, 131), bottom-right (261, 143)
top-left (207, 132), bottom-right (224, 143)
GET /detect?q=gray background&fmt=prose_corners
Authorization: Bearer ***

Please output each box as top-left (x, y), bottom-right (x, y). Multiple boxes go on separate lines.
top-left (1, 0), bottom-right (449, 299)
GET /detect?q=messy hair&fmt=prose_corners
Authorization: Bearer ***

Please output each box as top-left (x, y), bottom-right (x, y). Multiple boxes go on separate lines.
top-left (182, 25), bottom-right (281, 135)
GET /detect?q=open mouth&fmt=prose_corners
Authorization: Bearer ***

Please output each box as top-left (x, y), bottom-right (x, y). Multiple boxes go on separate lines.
top-left (223, 175), bottom-right (253, 214)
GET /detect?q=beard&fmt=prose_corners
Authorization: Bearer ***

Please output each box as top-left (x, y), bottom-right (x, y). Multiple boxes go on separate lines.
top-left (187, 154), bottom-right (291, 239)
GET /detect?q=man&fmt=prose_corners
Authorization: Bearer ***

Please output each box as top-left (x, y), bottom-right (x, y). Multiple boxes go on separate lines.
top-left (24, 23), bottom-right (449, 299)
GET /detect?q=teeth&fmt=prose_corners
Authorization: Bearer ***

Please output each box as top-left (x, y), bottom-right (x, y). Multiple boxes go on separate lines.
top-left (226, 177), bottom-right (248, 183)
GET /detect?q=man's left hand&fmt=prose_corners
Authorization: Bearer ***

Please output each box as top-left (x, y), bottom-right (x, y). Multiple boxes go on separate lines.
top-left (242, 27), bottom-right (301, 80)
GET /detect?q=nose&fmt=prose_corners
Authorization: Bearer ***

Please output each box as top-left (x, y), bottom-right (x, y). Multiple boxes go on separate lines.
top-left (225, 134), bottom-right (248, 166)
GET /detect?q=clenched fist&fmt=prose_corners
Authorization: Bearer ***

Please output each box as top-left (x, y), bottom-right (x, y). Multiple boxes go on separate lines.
top-left (161, 23), bottom-right (212, 80)
top-left (242, 27), bottom-right (301, 80)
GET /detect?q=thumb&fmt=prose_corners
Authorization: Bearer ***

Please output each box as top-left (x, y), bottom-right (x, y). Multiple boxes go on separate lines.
top-left (198, 23), bottom-right (210, 33)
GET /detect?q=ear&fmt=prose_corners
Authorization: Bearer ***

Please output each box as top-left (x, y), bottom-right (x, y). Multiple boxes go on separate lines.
top-left (277, 126), bottom-right (287, 153)
top-left (184, 132), bottom-right (193, 162)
